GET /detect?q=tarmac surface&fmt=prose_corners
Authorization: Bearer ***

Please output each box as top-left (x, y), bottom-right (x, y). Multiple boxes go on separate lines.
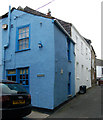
top-left (48, 86), bottom-right (102, 118)
top-left (22, 85), bottom-right (102, 119)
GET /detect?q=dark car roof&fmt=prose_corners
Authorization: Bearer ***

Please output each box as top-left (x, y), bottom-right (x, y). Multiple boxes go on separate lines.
top-left (0, 80), bottom-right (17, 84)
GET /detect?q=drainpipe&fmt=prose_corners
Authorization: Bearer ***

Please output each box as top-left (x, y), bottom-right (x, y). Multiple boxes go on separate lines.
top-left (3, 6), bottom-right (11, 79)
top-left (4, 6), bottom-right (11, 48)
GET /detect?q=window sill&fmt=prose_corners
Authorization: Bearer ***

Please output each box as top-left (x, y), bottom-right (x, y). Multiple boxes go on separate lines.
top-left (15, 48), bottom-right (31, 53)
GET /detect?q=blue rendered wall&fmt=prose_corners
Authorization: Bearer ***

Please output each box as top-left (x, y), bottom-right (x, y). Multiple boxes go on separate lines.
top-left (54, 24), bottom-right (75, 108)
top-left (1, 9), bottom-right (75, 109)
top-left (0, 19), bottom-right (3, 79)
top-left (67, 37), bottom-right (75, 97)
top-left (0, 18), bottom-right (8, 80)
top-left (3, 9), bottom-right (55, 109)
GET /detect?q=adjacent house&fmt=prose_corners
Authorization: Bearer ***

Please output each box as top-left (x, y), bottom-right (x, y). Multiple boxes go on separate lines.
top-left (0, 6), bottom-right (75, 109)
top-left (90, 45), bottom-right (97, 86)
top-left (58, 20), bottom-right (92, 94)
top-left (101, 1), bottom-right (103, 60)
top-left (96, 59), bottom-right (103, 78)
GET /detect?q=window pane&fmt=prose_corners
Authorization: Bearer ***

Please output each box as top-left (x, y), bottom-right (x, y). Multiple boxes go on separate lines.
top-left (26, 43), bottom-right (29, 48)
top-left (19, 45), bottom-right (22, 50)
top-left (22, 28), bottom-right (25, 33)
top-left (22, 80), bottom-right (25, 85)
top-left (26, 80), bottom-right (28, 85)
top-left (20, 80), bottom-right (22, 84)
top-left (20, 75), bottom-right (22, 79)
top-left (7, 76), bottom-right (11, 80)
top-left (26, 27), bottom-right (29, 32)
top-left (26, 69), bottom-right (28, 74)
top-left (19, 34), bottom-right (22, 39)
top-left (19, 40), bottom-right (22, 45)
top-left (12, 76), bottom-right (16, 81)
top-left (19, 29), bottom-right (22, 34)
top-left (19, 40), bottom-right (22, 50)
top-left (20, 70), bottom-right (22, 74)
top-left (26, 38), bottom-right (29, 48)
top-left (26, 75), bottom-right (28, 79)
top-left (23, 75), bottom-right (25, 79)
top-left (22, 33), bottom-right (25, 38)
top-left (8, 70), bottom-right (16, 75)
top-left (23, 43), bottom-right (25, 49)
top-left (23, 69), bottom-right (25, 74)
top-left (26, 32), bottom-right (29, 37)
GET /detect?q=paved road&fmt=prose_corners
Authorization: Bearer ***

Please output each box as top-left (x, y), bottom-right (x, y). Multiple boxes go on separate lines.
top-left (47, 86), bottom-right (102, 118)
top-left (11, 86), bottom-right (102, 120)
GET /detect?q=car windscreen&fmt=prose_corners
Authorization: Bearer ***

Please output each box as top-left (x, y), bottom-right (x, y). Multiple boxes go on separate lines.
top-left (0, 83), bottom-right (28, 94)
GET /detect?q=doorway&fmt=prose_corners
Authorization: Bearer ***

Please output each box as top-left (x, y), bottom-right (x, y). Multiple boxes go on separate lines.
top-left (68, 72), bottom-right (71, 96)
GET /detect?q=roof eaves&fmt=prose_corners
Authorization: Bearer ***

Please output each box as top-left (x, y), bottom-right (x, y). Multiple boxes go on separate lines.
top-left (54, 19), bottom-right (75, 44)
top-left (0, 7), bottom-right (16, 19)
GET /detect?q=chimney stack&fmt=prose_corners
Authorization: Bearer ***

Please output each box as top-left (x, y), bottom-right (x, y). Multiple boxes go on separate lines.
top-left (47, 9), bottom-right (51, 16)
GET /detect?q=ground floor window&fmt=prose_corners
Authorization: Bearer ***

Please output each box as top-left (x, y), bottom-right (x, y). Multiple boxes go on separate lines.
top-left (19, 68), bottom-right (29, 85)
top-left (7, 70), bottom-right (16, 82)
top-left (6, 67), bottom-right (29, 92)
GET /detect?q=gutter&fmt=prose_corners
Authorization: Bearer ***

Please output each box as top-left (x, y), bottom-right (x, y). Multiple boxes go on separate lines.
top-left (54, 19), bottom-right (75, 44)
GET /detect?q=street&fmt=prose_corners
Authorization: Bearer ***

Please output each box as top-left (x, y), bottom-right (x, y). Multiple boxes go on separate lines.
top-left (8, 85), bottom-right (102, 119)
top-left (48, 86), bottom-right (102, 118)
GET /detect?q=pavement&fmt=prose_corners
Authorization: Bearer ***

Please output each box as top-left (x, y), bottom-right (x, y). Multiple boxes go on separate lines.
top-left (24, 85), bottom-right (102, 119)
top-left (26, 111), bottom-right (49, 119)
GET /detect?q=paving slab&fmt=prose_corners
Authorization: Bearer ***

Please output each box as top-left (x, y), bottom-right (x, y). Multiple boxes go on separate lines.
top-left (25, 111), bottom-right (49, 119)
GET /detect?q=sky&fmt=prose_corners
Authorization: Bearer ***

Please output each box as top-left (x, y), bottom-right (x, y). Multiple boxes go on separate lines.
top-left (0, 0), bottom-right (102, 59)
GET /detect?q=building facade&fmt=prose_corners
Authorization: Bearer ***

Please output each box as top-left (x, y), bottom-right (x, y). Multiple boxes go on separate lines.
top-left (58, 20), bottom-right (92, 94)
top-left (0, 19), bottom-right (3, 80)
top-left (91, 46), bottom-right (96, 86)
top-left (70, 25), bottom-right (91, 93)
top-left (0, 6), bottom-right (75, 109)
top-left (101, 2), bottom-right (103, 60)
top-left (96, 59), bottom-right (103, 78)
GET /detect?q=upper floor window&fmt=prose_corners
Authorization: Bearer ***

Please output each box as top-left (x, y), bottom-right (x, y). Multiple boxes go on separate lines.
top-left (86, 47), bottom-right (88, 59)
top-left (102, 68), bottom-right (103, 75)
top-left (81, 42), bottom-right (83, 55)
top-left (75, 35), bottom-right (79, 51)
top-left (67, 39), bottom-right (71, 61)
top-left (17, 25), bottom-right (30, 51)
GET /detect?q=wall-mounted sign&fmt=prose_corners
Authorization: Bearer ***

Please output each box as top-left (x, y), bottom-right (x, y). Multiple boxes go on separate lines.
top-left (61, 69), bottom-right (63, 74)
top-left (37, 74), bottom-right (45, 77)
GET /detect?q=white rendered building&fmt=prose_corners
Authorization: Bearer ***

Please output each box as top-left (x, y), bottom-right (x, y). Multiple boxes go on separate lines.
top-left (71, 25), bottom-right (91, 93)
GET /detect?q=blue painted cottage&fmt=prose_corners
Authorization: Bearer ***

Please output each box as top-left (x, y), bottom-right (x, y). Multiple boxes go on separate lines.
top-left (0, 6), bottom-right (75, 109)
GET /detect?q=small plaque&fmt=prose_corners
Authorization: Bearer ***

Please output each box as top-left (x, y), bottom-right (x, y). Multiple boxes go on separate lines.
top-left (61, 69), bottom-right (63, 74)
top-left (37, 74), bottom-right (45, 77)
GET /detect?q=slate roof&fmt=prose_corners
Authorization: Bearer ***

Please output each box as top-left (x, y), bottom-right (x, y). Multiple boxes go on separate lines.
top-left (96, 59), bottom-right (103, 66)
top-left (83, 37), bottom-right (92, 45)
top-left (23, 7), bottom-right (72, 36)
top-left (56, 19), bottom-right (72, 36)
